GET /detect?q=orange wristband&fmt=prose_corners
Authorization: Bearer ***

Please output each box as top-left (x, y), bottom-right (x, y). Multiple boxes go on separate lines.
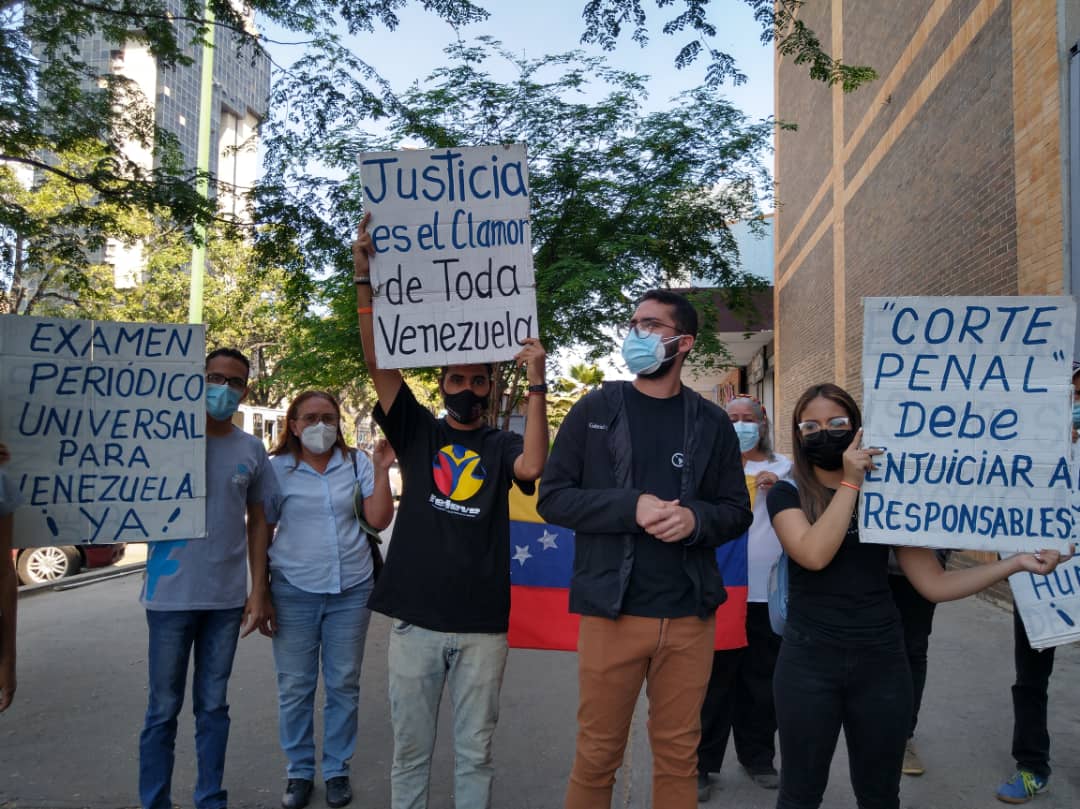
top-left (357, 306), bottom-right (373, 315)
top-left (839, 480), bottom-right (860, 492)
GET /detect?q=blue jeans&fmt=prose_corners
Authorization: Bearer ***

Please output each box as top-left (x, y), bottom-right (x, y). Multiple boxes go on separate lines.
top-left (387, 622), bottom-right (508, 809)
top-left (270, 574), bottom-right (374, 780)
top-left (139, 607), bottom-right (244, 809)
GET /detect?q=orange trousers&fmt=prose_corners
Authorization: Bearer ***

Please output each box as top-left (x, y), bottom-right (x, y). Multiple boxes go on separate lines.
top-left (565, 613), bottom-right (716, 809)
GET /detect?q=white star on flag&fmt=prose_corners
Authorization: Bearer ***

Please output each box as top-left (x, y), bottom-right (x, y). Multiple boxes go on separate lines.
top-left (537, 529), bottom-right (559, 550)
top-left (513, 544), bottom-right (533, 566)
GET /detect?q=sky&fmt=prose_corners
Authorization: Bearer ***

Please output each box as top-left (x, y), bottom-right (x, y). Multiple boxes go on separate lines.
top-left (264, 1), bottom-right (774, 124)
top-left (261, 1), bottom-right (776, 379)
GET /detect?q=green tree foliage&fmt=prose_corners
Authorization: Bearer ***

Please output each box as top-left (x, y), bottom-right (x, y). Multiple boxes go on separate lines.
top-left (582, 0), bottom-right (876, 92)
top-left (258, 39), bottom-right (774, 404)
top-left (0, 0), bottom-right (488, 290)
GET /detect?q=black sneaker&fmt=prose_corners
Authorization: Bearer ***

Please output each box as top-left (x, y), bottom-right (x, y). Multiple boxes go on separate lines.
top-left (326, 776), bottom-right (353, 808)
top-left (697, 772), bottom-right (711, 802)
top-left (281, 778), bottom-right (313, 809)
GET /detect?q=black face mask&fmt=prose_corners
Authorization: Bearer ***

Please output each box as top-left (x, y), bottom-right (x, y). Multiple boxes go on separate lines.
top-left (802, 431), bottom-right (850, 471)
top-left (443, 389), bottom-right (488, 424)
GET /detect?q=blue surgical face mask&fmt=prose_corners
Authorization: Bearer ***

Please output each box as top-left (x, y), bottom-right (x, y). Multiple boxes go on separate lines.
top-left (732, 421), bottom-right (760, 453)
top-left (206, 383), bottom-right (242, 421)
top-left (1073, 402), bottom-right (1080, 429)
top-left (621, 330), bottom-right (681, 376)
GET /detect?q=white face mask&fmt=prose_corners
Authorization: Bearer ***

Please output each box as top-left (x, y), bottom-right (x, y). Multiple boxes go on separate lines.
top-left (299, 422), bottom-right (338, 455)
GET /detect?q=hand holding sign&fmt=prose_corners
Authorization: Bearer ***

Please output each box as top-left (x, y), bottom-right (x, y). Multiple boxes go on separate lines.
top-left (514, 337), bottom-right (547, 386)
top-left (842, 428), bottom-right (883, 488)
top-left (353, 213), bottom-right (374, 282)
top-left (1020, 545), bottom-right (1074, 575)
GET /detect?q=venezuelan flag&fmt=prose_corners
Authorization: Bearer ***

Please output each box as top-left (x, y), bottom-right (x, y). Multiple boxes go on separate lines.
top-left (507, 480), bottom-right (751, 651)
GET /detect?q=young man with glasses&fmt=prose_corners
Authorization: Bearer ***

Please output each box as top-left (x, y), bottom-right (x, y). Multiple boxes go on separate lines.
top-left (538, 289), bottom-right (753, 809)
top-left (138, 347), bottom-right (279, 809)
top-left (352, 215), bottom-right (550, 809)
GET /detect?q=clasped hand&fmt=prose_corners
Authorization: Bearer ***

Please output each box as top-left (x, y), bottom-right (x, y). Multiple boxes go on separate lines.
top-left (636, 494), bottom-right (695, 543)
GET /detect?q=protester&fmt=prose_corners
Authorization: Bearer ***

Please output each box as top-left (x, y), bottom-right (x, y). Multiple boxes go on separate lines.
top-left (266, 390), bottom-right (395, 809)
top-left (767, 382), bottom-right (1068, 809)
top-left (991, 364), bottom-right (1080, 804)
top-left (537, 289), bottom-right (752, 809)
top-left (139, 348), bottom-right (278, 809)
top-left (0, 443), bottom-right (19, 713)
top-left (888, 546), bottom-right (949, 777)
top-left (353, 213), bottom-right (549, 809)
top-left (697, 395), bottom-right (790, 800)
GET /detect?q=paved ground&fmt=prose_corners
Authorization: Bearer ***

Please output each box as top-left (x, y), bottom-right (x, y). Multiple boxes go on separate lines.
top-left (3, 551), bottom-right (1080, 809)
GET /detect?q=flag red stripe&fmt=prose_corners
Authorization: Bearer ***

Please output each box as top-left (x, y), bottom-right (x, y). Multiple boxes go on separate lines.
top-left (509, 585), bottom-right (750, 651)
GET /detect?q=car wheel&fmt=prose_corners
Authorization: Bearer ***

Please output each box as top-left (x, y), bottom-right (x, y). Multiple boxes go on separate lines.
top-left (17, 546), bottom-right (82, 585)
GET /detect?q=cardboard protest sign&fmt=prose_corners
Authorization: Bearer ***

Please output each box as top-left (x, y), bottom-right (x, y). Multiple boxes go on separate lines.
top-left (860, 296), bottom-right (1076, 553)
top-left (0, 316), bottom-right (207, 547)
top-left (359, 144), bottom-right (538, 369)
top-left (1010, 557), bottom-right (1080, 649)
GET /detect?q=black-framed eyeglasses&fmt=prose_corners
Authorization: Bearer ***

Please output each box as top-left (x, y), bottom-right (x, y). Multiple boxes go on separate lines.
top-left (797, 416), bottom-right (853, 443)
top-left (206, 372), bottom-right (247, 391)
top-left (625, 318), bottom-right (678, 338)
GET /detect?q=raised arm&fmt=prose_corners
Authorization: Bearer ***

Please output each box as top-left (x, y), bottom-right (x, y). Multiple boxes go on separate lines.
top-left (772, 429), bottom-right (881, 571)
top-left (897, 545), bottom-right (1068, 604)
top-left (353, 212), bottom-right (404, 414)
top-left (364, 439), bottom-right (396, 531)
top-left (512, 338), bottom-right (549, 482)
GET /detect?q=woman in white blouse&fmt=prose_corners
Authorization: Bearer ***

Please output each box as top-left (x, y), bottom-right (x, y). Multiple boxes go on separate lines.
top-left (267, 391), bottom-right (394, 809)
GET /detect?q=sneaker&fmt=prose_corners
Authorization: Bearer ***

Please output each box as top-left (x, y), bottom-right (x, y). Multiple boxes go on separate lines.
top-left (996, 770), bottom-right (1048, 803)
top-left (747, 768), bottom-right (780, 790)
top-left (326, 775), bottom-right (352, 808)
top-left (281, 778), bottom-right (313, 809)
top-left (697, 772), bottom-right (711, 802)
top-left (902, 739), bottom-right (925, 776)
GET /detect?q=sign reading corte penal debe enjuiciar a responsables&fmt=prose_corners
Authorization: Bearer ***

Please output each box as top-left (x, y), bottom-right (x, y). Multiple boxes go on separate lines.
top-left (359, 144), bottom-right (538, 370)
top-left (860, 296), bottom-right (1077, 554)
top-left (0, 316), bottom-right (207, 548)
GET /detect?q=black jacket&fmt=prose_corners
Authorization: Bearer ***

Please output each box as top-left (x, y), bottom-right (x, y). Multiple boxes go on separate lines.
top-left (537, 381), bottom-right (752, 619)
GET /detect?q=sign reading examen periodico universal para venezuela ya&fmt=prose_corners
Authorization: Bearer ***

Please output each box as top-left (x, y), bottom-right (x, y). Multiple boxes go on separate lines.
top-left (358, 144), bottom-right (538, 370)
top-left (0, 315), bottom-right (207, 548)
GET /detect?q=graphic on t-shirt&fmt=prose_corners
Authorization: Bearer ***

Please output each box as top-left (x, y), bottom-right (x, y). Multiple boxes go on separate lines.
top-left (232, 463), bottom-right (250, 487)
top-left (145, 539), bottom-right (185, 601)
top-left (432, 444), bottom-right (486, 501)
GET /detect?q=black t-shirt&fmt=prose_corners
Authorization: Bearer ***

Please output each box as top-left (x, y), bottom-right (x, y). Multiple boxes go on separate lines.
top-left (766, 481), bottom-right (900, 646)
top-left (369, 384), bottom-right (524, 633)
top-left (620, 386), bottom-right (696, 617)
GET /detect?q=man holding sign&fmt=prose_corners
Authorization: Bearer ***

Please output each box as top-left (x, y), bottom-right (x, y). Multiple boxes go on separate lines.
top-left (354, 214), bottom-right (549, 809)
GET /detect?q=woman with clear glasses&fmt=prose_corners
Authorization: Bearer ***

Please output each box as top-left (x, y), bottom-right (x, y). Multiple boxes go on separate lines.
top-left (765, 383), bottom-right (1067, 809)
top-left (265, 391), bottom-right (395, 809)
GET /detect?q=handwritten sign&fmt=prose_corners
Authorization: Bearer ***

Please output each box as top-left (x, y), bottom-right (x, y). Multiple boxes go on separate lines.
top-left (0, 316), bottom-right (207, 547)
top-left (861, 296), bottom-right (1076, 553)
top-left (359, 144), bottom-right (537, 369)
top-left (1010, 557), bottom-right (1080, 649)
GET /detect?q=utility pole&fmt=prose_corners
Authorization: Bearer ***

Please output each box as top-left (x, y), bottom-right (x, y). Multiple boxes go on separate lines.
top-left (187, 0), bottom-right (216, 325)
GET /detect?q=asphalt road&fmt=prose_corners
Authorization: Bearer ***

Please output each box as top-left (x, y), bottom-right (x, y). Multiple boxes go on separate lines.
top-left (3, 561), bottom-right (1080, 808)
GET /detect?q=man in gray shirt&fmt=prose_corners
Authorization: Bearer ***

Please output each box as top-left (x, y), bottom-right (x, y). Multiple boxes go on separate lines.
top-left (138, 347), bottom-right (277, 809)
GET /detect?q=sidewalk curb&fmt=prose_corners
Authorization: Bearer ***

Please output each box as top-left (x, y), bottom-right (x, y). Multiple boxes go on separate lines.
top-left (17, 562), bottom-right (146, 599)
